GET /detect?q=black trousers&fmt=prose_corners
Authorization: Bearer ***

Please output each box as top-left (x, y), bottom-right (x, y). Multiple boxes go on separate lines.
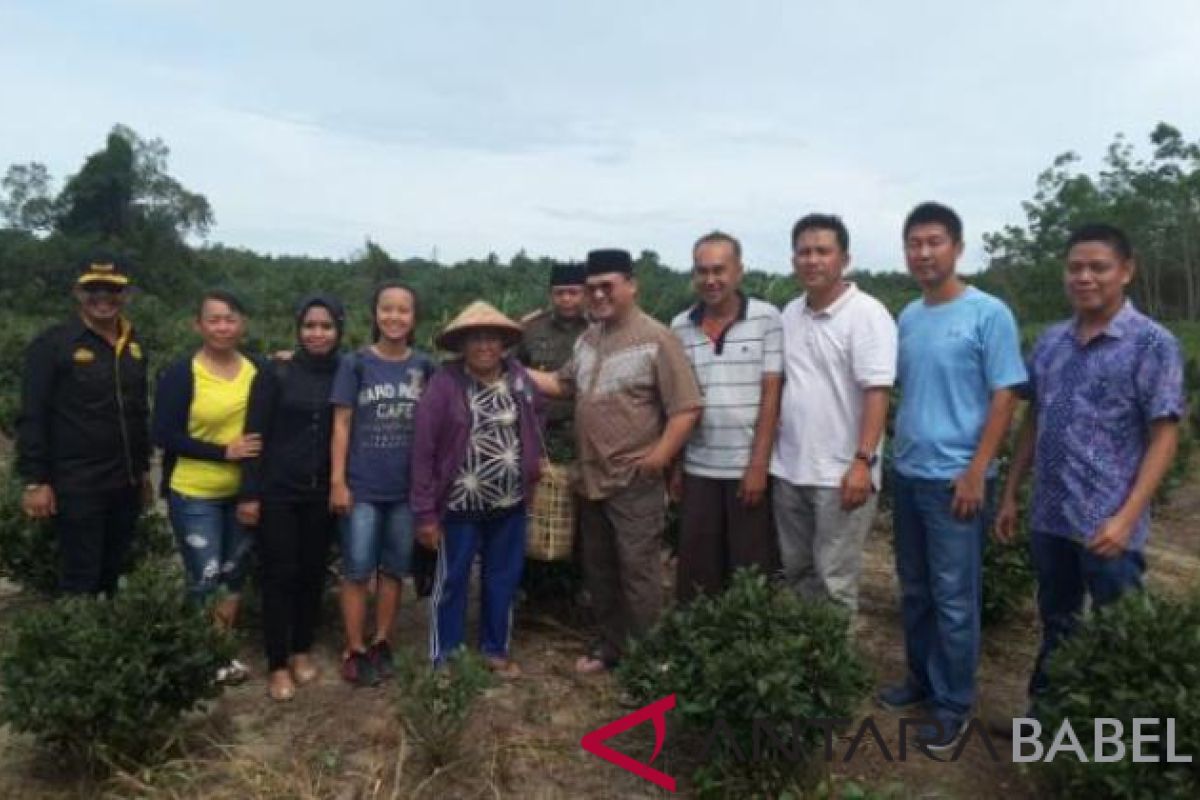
top-left (258, 498), bottom-right (335, 671)
top-left (55, 486), bottom-right (141, 595)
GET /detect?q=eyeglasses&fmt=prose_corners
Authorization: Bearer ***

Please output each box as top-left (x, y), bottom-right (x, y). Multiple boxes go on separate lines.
top-left (80, 284), bottom-right (126, 296)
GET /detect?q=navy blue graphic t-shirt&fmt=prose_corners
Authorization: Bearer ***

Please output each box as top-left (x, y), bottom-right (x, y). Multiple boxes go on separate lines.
top-left (330, 348), bottom-right (435, 502)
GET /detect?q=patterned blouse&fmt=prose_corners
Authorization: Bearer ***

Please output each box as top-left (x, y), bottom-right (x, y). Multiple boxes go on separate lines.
top-left (446, 377), bottom-right (524, 518)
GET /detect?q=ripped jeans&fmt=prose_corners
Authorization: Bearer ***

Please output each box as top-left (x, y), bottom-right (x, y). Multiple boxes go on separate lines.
top-left (168, 490), bottom-right (252, 603)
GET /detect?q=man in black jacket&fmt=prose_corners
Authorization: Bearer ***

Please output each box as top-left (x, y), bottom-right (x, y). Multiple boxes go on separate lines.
top-left (15, 256), bottom-right (151, 594)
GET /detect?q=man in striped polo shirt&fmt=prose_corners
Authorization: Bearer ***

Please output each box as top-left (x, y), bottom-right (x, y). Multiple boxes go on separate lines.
top-left (770, 214), bottom-right (897, 615)
top-left (670, 231), bottom-right (783, 602)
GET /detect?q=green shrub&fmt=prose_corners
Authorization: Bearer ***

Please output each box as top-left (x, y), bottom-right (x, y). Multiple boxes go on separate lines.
top-left (617, 568), bottom-right (871, 797)
top-left (0, 472), bottom-right (175, 594)
top-left (980, 454), bottom-right (1035, 628)
top-left (1032, 590), bottom-right (1200, 799)
top-left (981, 527), bottom-right (1034, 627)
top-left (815, 780), bottom-right (911, 800)
top-left (394, 648), bottom-right (495, 769)
top-left (0, 563), bottom-right (234, 768)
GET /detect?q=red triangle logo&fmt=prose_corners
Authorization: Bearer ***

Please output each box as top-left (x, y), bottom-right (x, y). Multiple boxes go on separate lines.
top-left (580, 693), bottom-right (677, 792)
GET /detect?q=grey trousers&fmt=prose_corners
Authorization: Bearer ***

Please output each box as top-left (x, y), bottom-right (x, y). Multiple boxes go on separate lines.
top-left (580, 477), bottom-right (667, 661)
top-left (772, 478), bottom-right (878, 612)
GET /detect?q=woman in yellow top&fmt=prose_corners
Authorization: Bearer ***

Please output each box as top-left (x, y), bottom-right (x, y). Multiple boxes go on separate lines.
top-left (153, 289), bottom-right (262, 684)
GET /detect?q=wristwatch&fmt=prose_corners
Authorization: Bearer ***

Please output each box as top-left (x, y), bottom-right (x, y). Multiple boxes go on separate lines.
top-left (853, 450), bottom-right (879, 467)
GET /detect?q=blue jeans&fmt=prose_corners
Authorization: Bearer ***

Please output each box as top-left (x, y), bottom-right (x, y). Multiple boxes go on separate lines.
top-left (340, 501), bottom-right (414, 582)
top-left (1029, 532), bottom-right (1144, 696)
top-left (429, 509), bottom-right (526, 664)
top-left (891, 472), bottom-right (993, 718)
top-left (168, 491), bottom-right (251, 603)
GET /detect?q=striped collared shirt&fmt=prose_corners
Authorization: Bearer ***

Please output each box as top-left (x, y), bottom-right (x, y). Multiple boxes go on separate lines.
top-left (671, 294), bottom-right (783, 479)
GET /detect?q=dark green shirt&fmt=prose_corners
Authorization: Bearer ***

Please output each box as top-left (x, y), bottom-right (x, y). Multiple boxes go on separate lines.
top-left (517, 309), bottom-right (587, 459)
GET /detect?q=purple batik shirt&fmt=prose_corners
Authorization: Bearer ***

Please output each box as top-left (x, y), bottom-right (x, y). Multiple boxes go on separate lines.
top-left (1027, 301), bottom-right (1185, 550)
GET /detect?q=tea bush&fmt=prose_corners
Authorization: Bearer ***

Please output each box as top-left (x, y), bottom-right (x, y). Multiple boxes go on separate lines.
top-left (1032, 590), bottom-right (1200, 799)
top-left (980, 454), bottom-right (1035, 628)
top-left (981, 527), bottom-right (1034, 627)
top-left (0, 563), bottom-right (234, 768)
top-left (0, 470), bottom-right (175, 594)
top-left (617, 568), bottom-right (871, 797)
top-left (394, 647), bottom-right (495, 769)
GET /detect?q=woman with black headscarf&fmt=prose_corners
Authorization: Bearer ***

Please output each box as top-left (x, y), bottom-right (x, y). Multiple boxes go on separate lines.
top-left (238, 294), bottom-right (345, 701)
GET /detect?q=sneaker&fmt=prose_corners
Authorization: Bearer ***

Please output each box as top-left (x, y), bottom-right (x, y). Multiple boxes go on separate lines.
top-left (876, 681), bottom-right (928, 712)
top-left (915, 714), bottom-right (969, 753)
top-left (367, 639), bottom-right (395, 682)
top-left (216, 658), bottom-right (250, 686)
top-left (341, 650), bottom-right (379, 687)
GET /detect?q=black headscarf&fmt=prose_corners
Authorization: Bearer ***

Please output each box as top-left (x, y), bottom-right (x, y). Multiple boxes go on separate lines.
top-left (293, 293), bottom-right (345, 371)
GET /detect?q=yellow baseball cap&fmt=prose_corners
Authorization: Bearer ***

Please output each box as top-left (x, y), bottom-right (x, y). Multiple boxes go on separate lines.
top-left (77, 256), bottom-right (131, 288)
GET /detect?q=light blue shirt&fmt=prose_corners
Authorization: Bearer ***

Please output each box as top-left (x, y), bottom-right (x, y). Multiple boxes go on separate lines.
top-left (893, 286), bottom-right (1027, 480)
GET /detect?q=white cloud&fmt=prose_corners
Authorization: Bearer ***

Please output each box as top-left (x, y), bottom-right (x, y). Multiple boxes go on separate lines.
top-left (2, 1), bottom-right (1200, 272)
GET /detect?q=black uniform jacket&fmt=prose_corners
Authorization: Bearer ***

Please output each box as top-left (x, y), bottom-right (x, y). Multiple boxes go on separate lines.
top-left (15, 316), bottom-right (150, 492)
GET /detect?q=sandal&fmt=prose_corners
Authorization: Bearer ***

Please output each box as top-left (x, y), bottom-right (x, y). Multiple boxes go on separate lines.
top-left (267, 669), bottom-right (296, 702)
top-left (574, 642), bottom-right (618, 675)
top-left (485, 656), bottom-right (522, 679)
top-left (574, 655), bottom-right (611, 675)
top-left (289, 653), bottom-right (319, 685)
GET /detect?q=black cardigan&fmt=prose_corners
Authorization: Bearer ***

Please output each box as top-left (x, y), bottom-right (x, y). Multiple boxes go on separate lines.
top-left (152, 350), bottom-right (265, 498)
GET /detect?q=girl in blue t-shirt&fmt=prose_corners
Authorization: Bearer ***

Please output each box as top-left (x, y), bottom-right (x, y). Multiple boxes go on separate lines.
top-left (330, 282), bottom-right (434, 686)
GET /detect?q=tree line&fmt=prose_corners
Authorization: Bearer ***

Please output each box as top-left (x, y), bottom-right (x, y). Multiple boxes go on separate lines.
top-left (1, 122), bottom-right (1199, 435)
top-left (983, 123), bottom-right (1200, 323)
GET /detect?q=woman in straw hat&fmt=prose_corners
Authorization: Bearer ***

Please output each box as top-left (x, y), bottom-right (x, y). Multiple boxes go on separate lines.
top-left (411, 301), bottom-right (544, 676)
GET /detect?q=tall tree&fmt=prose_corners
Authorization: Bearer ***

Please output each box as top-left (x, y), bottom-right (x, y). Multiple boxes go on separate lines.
top-left (360, 239), bottom-right (402, 286)
top-left (984, 123), bottom-right (1200, 321)
top-left (112, 124), bottom-right (213, 239)
top-left (0, 163), bottom-right (55, 233)
top-left (55, 126), bottom-right (212, 243)
top-left (56, 131), bottom-right (136, 238)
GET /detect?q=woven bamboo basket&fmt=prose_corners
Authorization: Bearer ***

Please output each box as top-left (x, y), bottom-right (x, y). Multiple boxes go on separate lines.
top-left (527, 459), bottom-right (576, 561)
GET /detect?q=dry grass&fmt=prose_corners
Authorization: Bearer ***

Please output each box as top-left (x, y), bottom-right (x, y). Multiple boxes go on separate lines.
top-left (2, 468), bottom-right (1198, 799)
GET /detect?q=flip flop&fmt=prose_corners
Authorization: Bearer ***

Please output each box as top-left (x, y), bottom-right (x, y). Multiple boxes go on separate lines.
top-left (574, 655), bottom-right (612, 675)
top-left (486, 657), bottom-right (522, 679)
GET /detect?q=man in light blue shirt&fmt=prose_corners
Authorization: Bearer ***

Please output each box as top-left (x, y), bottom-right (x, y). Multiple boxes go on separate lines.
top-left (877, 202), bottom-right (1026, 750)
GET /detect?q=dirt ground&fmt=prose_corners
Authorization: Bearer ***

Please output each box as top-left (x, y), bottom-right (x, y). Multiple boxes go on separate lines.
top-left (0, 472), bottom-right (1197, 799)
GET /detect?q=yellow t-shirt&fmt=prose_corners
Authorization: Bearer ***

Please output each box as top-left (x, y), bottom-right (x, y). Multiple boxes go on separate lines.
top-left (169, 355), bottom-right (258, 499)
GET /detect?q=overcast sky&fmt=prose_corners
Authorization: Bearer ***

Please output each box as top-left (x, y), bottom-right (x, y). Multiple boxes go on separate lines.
top-left (2, 1), bottom-right (1198, 273)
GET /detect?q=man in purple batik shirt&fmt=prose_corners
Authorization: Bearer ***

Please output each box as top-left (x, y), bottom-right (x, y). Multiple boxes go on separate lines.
top-left (996, 222), bottom-right (1184, 700)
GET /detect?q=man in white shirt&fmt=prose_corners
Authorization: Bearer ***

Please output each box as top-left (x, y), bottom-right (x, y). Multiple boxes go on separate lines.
top-left (770, 214), bottom-right (897, 613)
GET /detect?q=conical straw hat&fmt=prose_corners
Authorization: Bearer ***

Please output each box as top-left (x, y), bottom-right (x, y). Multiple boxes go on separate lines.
top-left (435, 300), bottom-right (523, 352)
